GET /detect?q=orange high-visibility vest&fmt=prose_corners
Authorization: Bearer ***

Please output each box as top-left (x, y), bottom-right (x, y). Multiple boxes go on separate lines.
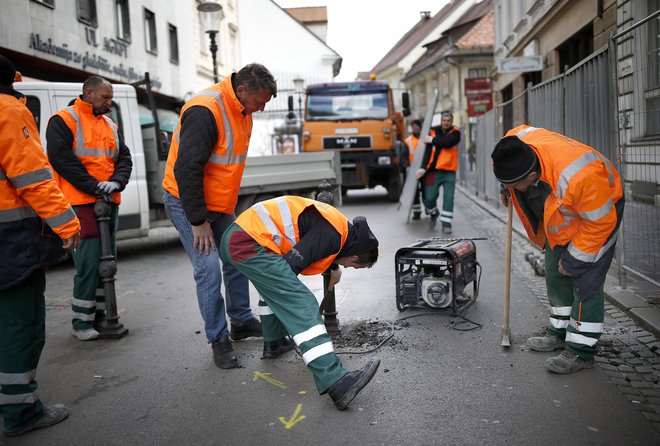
top-left (0, 93), bottom-right (80, 239)
top-left (235, 196), bottom-right (349, 275)
top-left (53, 98), bottom-right (121, 205)
top-left (162, 76), bottom-right (252, 214)
top-left (428, 126), bottom-right (459, 171)
top-left (506, 125), bottom-right (623, 263)
top-left (404, 129), bottom-right (435, 164)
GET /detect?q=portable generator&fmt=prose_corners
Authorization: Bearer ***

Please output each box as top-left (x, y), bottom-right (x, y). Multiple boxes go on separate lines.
top-left (395, 238), bottom-right (481, 314)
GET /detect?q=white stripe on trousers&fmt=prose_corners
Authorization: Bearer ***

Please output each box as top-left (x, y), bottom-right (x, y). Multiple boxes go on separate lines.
top-left (301, 342), bottom-right (334, 365)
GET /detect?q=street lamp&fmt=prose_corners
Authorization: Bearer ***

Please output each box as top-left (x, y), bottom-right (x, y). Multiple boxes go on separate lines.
top-left (198, 2), bottom-right (224, 83)
top-left (293, 77), bottom-right (305, 122)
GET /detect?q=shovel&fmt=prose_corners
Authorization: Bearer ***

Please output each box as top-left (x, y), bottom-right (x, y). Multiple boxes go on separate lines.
top-left (501, 198), bottom-right (513, 348)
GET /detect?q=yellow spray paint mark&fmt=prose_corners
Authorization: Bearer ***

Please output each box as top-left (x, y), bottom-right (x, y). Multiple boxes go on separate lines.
top-left (252, 371), bottom-right (287, 389)
top-left (279, 403), bottom-right (306, 429)
top-left (298, 390), bottom-right (306, 395)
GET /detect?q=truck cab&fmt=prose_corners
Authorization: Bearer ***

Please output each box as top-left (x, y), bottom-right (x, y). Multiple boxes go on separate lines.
top-left (298, 80), bottom-right (409, 201)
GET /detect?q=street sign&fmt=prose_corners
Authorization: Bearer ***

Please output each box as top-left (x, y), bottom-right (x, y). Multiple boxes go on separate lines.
top-left (497, 56), bottom-right (543, 73)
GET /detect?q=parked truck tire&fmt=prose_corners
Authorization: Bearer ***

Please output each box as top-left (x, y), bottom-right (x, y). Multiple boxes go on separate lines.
top-left (387, 172), bottom-right (402, 202)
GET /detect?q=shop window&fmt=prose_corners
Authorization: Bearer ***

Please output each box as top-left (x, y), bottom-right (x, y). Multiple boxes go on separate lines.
top-left (116, 0), bottom-right (131, 42)
top-left (144, 8), bottom-right (157, 55)
top-left (78, 0), bottom-right (97, 27)
top-left (169, 24), bottom-right (179, 64)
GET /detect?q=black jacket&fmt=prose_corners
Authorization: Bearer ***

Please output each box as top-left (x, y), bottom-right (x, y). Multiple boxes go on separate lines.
top-left (283, 206), bottom-right (362, 274)
top-left (172, 106), bottom-right (218, 225)
top-left (421, 126), bottom-right (461, 172)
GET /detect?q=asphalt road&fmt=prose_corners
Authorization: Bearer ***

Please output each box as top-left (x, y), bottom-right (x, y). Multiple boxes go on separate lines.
top-left (4, 187), bottom-right (659, 446)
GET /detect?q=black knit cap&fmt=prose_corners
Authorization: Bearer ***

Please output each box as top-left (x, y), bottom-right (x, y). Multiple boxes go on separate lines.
top-left (351, 216), bottom-right (378, 254)
top-left (0, 54), bottom-right (17, 87)
top-left (491, 136), bottom-right (537, 183)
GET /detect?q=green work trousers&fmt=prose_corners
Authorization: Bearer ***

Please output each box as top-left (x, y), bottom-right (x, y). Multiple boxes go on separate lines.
top-left (220, 224), bottom-right (348, 393)
top-left (545, 246), bottom-right (604, 361)
top-left (71, 204), bottom-right (118, 330)
top-left (422, 170), bottom-right (456, 228)
top-left (0, 270), bottom-right (46, 434)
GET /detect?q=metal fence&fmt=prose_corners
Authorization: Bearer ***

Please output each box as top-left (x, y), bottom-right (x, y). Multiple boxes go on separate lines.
top-left (461, 12), bottom-right (660, 285)
top-left (612, 10), bottom-right (660, 286)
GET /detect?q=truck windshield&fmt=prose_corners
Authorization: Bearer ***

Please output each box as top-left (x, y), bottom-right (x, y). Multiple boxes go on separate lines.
top-left (306, 91), bottom-right (389, 121)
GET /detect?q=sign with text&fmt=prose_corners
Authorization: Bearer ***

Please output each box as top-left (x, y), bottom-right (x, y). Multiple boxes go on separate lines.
top-left (467, 95), bottom-right (493, 117)
top-left (464, 77), bottom-right (492, 96)
top-left (497, 56), bottom-right (543, 73)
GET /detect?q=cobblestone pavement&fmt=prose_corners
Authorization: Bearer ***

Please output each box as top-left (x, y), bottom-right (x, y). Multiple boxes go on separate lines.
top-left (459, 194), bottom-right (660, 434)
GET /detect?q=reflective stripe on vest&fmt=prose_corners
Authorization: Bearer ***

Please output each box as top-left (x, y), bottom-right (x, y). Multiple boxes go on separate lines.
top-left (253, 196), bottom-right (297, 247)
top-left (0, 206), bottom-right (37, 222)
top-left (173, 91), bottom-right (246, 166)
top-left (515, 126), bottom-right (541, 138)
top-left (7, 167), bottom-right (53, 189)
top-left (567, 230), bottom-right (618, 263)
top-left (63, 106), bottom-right (120, 160)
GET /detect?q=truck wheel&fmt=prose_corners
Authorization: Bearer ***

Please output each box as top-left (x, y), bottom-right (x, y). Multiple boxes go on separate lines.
top-left (387, 173), bottom-right (402, 202)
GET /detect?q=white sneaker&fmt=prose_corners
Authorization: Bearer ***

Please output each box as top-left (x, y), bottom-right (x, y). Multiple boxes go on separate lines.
top-left (72, 328), bottom-right (99, 341)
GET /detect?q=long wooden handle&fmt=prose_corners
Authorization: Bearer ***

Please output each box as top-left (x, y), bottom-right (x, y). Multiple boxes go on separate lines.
top-left (503, 199), bottom-right (513, 333)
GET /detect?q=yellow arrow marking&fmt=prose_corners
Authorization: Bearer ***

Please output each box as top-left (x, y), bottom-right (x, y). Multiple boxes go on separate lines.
top-left (252, 371), bottom-right (287, 389)
top-left (279, 403), bottom-right (306, 429)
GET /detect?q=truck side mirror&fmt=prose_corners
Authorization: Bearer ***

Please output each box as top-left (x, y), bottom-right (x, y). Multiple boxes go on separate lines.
top-left (401, 92), bottom-right (411, 117)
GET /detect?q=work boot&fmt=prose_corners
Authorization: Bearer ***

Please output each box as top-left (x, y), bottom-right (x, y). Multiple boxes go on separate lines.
top-left (230, 318), bottom-right (263, 341)
top-left (71, 327), bottom-right (99, 341)
top-left (4, 404), bottom-right (69, 437)
top-left (429, 212), bottom-right (439, 230)
top-left (544, 350), bottom-right (594, 374)
top-left (526, 334), bottom-right (564, 352)
top-left (262, 337), bottom-right (295, 359)
top-left (211, 334), bottom-right (238, 369)
top-left (442, 226), bottom-right (453, 235)
top-left (327, 359), bottom-right (380, 410)
top-left (412, 212), bottom-right (421, 220)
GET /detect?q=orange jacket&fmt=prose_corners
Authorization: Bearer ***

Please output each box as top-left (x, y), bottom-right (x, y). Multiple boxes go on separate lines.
top-left (427, 126), bottom-right (459, 171)
top-left (162, 76), bottom-right (252, 214)
top-left (404, 129), bottom-right (435, 164)
top-left (1, 91), bottom-right (80, 289)
top-left (235, 196), bottom-right (348, 275)
top-left (506, 125), bottom-right (623, 260)
top-left (53, 98), bottom-right (122, 205)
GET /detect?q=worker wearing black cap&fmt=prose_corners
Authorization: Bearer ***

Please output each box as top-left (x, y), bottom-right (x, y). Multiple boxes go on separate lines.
top-left (220, 196), bottom-right (380, 409)
top-left (491, 125), bottom-right (624, 374)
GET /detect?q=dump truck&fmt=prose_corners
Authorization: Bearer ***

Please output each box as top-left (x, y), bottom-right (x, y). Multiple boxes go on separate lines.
top-left (292, 80), bottom-right (409, 201)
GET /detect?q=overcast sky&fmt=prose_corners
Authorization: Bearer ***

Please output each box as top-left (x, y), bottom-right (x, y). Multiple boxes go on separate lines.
top-left (273, 0), bottom-right (449, 81)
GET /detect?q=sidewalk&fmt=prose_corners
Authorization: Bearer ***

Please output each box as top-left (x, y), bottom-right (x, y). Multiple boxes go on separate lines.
top-left (457, 184), bottom-right (660, 338)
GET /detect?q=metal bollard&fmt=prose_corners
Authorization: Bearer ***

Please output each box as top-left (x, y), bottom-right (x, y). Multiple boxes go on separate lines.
top-left (93, 195), bottom-right (128, 338)
top-left (316, 180), bottom-right (341, 336)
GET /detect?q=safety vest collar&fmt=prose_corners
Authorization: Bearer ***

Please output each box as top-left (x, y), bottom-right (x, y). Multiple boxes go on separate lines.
top-left (62, 100), bottom-right (120, 159)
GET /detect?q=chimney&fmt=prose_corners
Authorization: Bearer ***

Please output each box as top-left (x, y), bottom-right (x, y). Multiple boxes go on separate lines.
top-left (420, 11), bottom-right (431, 19)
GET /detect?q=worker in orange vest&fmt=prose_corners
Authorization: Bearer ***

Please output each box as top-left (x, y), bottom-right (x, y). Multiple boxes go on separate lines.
top-left (46, 76), bottom-right (133, 342)
top-left (403, 119), bottom-right (435, 220)
top-left (220, 196), bottom-right (380, 410)
top-left (0, 54), bottom-right (81, 437)
top-left (492, 126), bottom-right (624, 374)
top-left (416, 112), bottom-right (460, 232)
top-left (162, 64), bottom-right (277, 369)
